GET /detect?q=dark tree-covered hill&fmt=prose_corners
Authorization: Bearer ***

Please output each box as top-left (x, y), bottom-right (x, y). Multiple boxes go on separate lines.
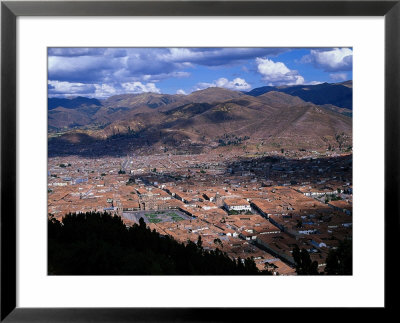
top-left (48, 212), bottom-right (271, 275)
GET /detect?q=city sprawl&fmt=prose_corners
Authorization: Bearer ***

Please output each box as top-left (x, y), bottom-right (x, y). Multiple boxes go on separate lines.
top-left (48, 150), bottom-right (352, 275)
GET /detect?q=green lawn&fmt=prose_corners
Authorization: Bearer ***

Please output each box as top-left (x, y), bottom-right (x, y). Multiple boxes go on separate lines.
top-left (144, 211), bottom-right (185, 222)
top-left (148, 218), bottom-right (162, 223)
top-left (170, 215), bottom-right (184, 221)
top-left (145, 213), bottom-right (158, 218)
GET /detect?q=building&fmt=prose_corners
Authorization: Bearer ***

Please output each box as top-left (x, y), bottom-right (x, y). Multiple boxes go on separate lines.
top-left (223, 198), bottom-right (251, 212)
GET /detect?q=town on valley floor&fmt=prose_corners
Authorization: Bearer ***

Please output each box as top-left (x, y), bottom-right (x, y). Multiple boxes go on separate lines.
top-left (48, 149), bottom-right (352, 275)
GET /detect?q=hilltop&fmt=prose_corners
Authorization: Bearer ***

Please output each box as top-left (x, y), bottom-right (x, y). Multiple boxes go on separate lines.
top-left (48, 83), bottom-right (352, 157)
top-left (245, 81), bottom-right (353, 109)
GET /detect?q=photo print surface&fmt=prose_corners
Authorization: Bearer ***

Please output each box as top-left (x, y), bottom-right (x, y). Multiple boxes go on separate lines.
top-left (47, 47), bottom-right (353, 276)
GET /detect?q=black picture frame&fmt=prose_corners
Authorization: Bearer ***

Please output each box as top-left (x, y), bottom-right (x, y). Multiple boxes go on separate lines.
top-left (1, 0), bottom-right (399, 321)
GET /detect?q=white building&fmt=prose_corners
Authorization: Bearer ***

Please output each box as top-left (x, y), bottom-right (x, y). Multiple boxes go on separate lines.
top-left (223, 198), bottom-right (252, 212)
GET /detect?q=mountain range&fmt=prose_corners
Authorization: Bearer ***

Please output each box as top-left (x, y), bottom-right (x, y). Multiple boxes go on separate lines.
top-left (48, 81), bottom-right (352, 156)
top-left (245, 81), bottom-right (352, 109)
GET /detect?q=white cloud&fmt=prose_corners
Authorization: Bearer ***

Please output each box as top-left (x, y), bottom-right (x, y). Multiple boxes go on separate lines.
top-left (48, 80), bottom-right (161, 99)
top-left (194, 77), bottom-right (251, 91)
top-left (329, 73), bottom-right (348, 81)
top-left (216, 77), bottom-right (251, 90)
top-left (160, 48), bottom-right (288, 67)
top-left (163, 48), bottom-right (198, 62)
top-left (256, 58), bottom-right (304, 85)
top-left (48, 80), bottom-right (96, 97)
top-left (302, 48), bottom-right (352, 72)
top-left (48, 55), bottom-right (122, 83)
top-left (94, 84), bottom-right (119, 98)
top-left (176, 89), bottom-right (186, 95)
top-left (121, 82), bottom-right (161, 94)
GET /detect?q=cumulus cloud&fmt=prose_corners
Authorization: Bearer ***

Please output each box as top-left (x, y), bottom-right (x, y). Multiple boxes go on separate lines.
top-left (48, 55), bottom-right (122, 83)
top-left (176, 89), bottom-right (186, 95)
top-left (121, 82), bottom-right (161, 94)
top-left (301, 48), bottom-right (352, 72)
top-left (216, 77), bottom-right (251, 90)
top-left (48, 80), bottom-right (161, 98)
top-left (256, 58), bottom-right (304, 85)
top-left (48, 80), bottom-right (96, 97)
top-left (48, 47), bottom-right (288, 86)
top-left (194, 77), bottom-right (251, 91)
top-left (329, 73), bottom-right (348, 81)
top-left (160, 47), bottom-right (289, 66)
top-left (93, 84), bottom-right (119, 98)
top-left (49, 47), bottom-right (344, 97)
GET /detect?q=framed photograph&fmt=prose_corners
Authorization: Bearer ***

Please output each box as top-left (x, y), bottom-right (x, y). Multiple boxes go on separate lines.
top-left (1, 0), bottom-right (398, 320)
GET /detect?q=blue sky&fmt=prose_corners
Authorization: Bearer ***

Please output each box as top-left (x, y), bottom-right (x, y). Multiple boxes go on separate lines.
top-left (48, 47), bottom-right (353, 98)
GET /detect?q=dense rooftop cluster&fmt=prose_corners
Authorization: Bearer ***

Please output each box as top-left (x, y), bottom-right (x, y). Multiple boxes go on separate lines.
top-left (48, 151), bottom-right (352, 275)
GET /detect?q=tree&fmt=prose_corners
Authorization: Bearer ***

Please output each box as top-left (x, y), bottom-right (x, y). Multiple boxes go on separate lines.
top-left (244, 257), bottom-right (258, 272)
top-left (214, 238), bottom-right (223, 247)
top-left (48, 211), bottom-right (272, 275)
top-left (139, 217), bottom-right (146, 229)
top-left (196, 235), bottom-right (203, 250)
top-left (325, 239), bottom-right (352, 275)
top-left (293, 245), bottom-right (319, 275)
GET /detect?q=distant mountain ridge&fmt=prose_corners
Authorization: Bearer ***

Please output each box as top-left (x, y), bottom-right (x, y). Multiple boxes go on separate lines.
top-left (48, 84), bottom-right (352, 157)
top-left (245, 81), bottom-right (353, 109)
top-left (48, 96), bottom-right (102, 110)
